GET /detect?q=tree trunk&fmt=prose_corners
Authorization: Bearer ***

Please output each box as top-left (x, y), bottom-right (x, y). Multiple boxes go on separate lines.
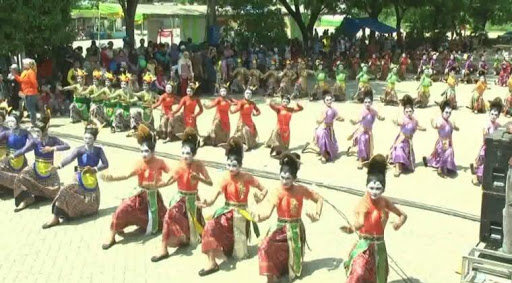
top-left (121, 0), bottom-right (138, 50)
top-left (394, 4), bottom-right (403, 50)
top-left (206, 0), bottom-right (217, 43)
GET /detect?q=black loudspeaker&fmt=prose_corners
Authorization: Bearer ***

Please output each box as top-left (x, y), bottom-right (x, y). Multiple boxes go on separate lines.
top-left (479, 190), bottom-right (505, 246)
top-left (483, 128), bottom-right (512, 194)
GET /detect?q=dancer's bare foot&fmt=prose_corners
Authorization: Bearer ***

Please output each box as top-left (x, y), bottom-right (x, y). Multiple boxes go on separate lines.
top-left (42, 216), bottom-right (60, 229)
top-left (14, 196), bottom-right (35, 212)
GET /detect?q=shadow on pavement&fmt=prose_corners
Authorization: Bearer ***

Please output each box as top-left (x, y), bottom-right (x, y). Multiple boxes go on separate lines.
top-left (389, 277), bottom-right (422, 283)
top-left (62, 205), bottom-right (117, 226)
top-left (301, 257), bottom-right (344, 277)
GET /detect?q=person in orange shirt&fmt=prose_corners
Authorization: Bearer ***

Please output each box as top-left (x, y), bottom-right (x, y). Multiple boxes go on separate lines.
top-left (469, 76), bottom-right (488, 113)
top-left (153, 82), bottom-right (178, 142)
top-left (101, 125), bottom-right (170, 250)
top-left (231, 88), bottom-right (261, 151)
top-left (201, 83), bottom-right (236, 146)
top-left (265, 95), bottom-right (303, 157)
top-left (341, 154), bottom-right (407, 283)
top-left (196, 137), bottom-right (267, 276)
top-left (12, 58), bottom-right (38, 126)
top-left (172, 82), bottom-right (204, 135)
top-left (151, 128), bottom-right (212, 262)
top-left (255, 153), bottom-right (323, 282)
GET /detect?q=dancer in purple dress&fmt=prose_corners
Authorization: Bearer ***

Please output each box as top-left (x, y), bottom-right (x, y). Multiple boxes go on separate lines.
top-left (422, 100), bottom-right (459, 177)
top-left (470, 97), bottom-right (503, 185)
top-left (347, 92), bottom-right (385, 169)
top-left (302, 91), bottom-right (344, 163)
top-left (389, 95), bottom-right (426, 177)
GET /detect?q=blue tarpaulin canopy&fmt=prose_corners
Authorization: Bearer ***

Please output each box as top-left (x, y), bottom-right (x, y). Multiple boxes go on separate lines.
top-left (340, 17), bottom-right (397, 37)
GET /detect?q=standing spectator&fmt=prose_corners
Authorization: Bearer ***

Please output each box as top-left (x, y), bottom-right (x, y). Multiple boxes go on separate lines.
top-left (12, 58), bottom-right (38, 126)
top-left (7, 64), bottom-right (21, 113)
top-left (0, 74), bottom-right (6, 103)
top-left (178, 51), bottom-right (194, 96)
top-left (137, 38), bottom-right (146, 56)
top-left (100, 43), bottom-right (110, 69)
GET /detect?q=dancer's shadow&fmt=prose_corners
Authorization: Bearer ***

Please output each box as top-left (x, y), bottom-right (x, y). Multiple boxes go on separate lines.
top-left (118, 231), bottom-right (160, 246)
top-left (389, 277), bottom-right (422, 283)
top-left (169, 245), bottom-right (196, 257)
top-left (62, 206), bottom-right (118, 226)
top-left (300, 257), bottom-right (343, 277)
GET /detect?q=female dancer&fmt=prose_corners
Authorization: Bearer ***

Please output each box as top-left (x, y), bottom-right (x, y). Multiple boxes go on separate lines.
top-left (331, 62), bottom-right (347, 101)
top-left (348, 92), bottom-right (385, 169)
top-left (197, 137), bottom-right (267, 276)
top-left (423, 100), bottom-right (459, 177)
top-left (0, 110), bottom-right (6, 159)
top-left (470, 98), bottom-right (503, 185)
top-left (415, 68), bottom-right (432, 108)
top-left (172, 82), bottom-right (204, 135)
top-left (85, 70), bottom-right (108, 124)
top-left (265, 95), bottom-right (303, 157)
top-left (302, 91), bottom-right (343, 163)
top-left (153, 82), bottom-right (178, 141)
top-left (440, 68), bottom-right (458, 109)
top-left (101, 125), bottom-right (169, 249)
top-left (151, 128), bottom-right (212, 262)
top-left (91, 72), bottom-right (115, 125)
top-left (201, 83), bottom-right (236, 147)
top-left (231, 88), bottom-right (261, 151)
top-left (469, 76), bottom-right (488, 114)
top-left (109, 73), bottom-right (134, 132)
top-left (13, 115), bottom-right (70, 212)
top-left (389, 95), bottom-right (426, 177)
top-left (42, 122), bottom-right (109, 229)
top-left (0, 112), bottom-right (31, 193)
top-left (62, 69), bottom-right (89, 123)
top-left (341, 154), bottom-right (407, 283)
top-left (131, 73), bottom-right (157, 131)
top-left (354, 64), bottom-right (372, 103)
top-left (256, 153), bottom-right (323, 282)
top-left (380, 65), bottom-right (399, 106)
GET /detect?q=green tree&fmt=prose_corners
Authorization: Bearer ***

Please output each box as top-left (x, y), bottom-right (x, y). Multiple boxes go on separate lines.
top-left (467, 0), bottom-right (512, 32)
top-left (0, 0), bottom-right (77, 58)
top-left (391, 0), bottom-right (426, 48)
top-left (277, 0), bottom-right (340, 52)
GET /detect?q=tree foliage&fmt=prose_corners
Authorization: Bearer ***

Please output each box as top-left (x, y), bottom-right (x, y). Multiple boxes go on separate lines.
top-left (0, 0), bottom-right (77, 58)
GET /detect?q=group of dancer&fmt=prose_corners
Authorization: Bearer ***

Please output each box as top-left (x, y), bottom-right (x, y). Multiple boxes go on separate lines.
top-left (0, 111), bottom-right (407, 282)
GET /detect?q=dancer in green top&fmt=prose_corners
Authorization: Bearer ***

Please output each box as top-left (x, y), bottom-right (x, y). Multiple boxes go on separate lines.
top-left (61, 69), bottom-right (89, 123)
top-left (380, 65), bottom-right (399, 106)
top-left (311, 60), bottom-right (328, 101)
top-left (415, 67), bottom-right (433, 108)
top-left (332, 61), bottom-right (347, 101)
top-left (354, 64), bottom-right (373, 103)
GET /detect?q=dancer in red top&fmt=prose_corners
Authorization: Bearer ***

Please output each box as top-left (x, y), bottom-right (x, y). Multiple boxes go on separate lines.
top-left (201, 83), bottom-right (236, 146)
top-left (265, 95), bottom-right (303, 157)
top-left (341, 154), bottom-right (407, 283)
top-left (231, 88), bottom-right (261, 151)
top-left (101, 125), bottom-right (170, 250)
top-left (197, 137), bottom-right (267, 276)
top-left (172, 82), bottom-right (204, 135)
top-left (255, 153), bottom-right (323, 282)
top-left (151, 128), bottom-right (212, 262)
top-left (153, 82), bottom-right (179, 142)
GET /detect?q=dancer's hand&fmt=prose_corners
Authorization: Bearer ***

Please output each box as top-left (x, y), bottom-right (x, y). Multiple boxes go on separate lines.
top-left (195, 199), bottom-right (209, 208)
top-left (101, 173), bottom-right (114, 182)
top-left (350, 119), bottom-right (357, 125)
top-left (306, 212), bottom-right (320, 223)
top-left (340, 226), bottom-right (354, 234)
top-left (41, 146), bottom-right (54, 153)
top-left (391, 221), bottom-right (403, 231)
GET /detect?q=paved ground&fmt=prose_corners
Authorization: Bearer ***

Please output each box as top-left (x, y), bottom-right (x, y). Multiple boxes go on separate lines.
top-left (1, 76), bottom-right (510, 282)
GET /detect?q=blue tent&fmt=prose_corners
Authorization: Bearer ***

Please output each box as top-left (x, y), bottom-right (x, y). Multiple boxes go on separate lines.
top-left (340, 17), bottom-right (397, 37)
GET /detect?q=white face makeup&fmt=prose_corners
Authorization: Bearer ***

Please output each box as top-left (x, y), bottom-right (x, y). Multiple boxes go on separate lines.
top-left (165, 84), bottom-right (173, 93)
top-left (244, 90), bottom-right (252, 100)
top-left (93, 79), bottom-right (98, 86)
top-left (490, 109), bottom-right (500, 122)
top-left (280, 171), bottom-right (294, 187)
top-left (324, 95), bottom-right (333, 106)
top-left (442, 107), bottom-right (452, 119)
top-left (181, 145), bottom-right (193, 163)
top-left (83, 133), bottom-right (95, 146)
top-left (404, 107), bottom-right (414, 118)
top-left (105, 80), bottom-right (111, 87)
top-left (226, 159), bottom-right (240, 174)
top-left (77, 76), bottom-right (83, 83)
top-left (186, 87), bottom-right (193, 96)
top-left (6, 116), bottom-right (17, 129)
top-left (143, 83), bottom-right (149, 91)
top-left (140, 144), bottom-right (153, 161)
top-left (220, 88), bottom-right (227, 97)
top-left (364, 97), bottom-right (372, 109)
top-left (318, 65), bottom-right (323, 70)
top-left (363, 66), bottom-right (368, 72)
top-left (367, 180), bottom-right (384, 200)
top-left (479, 76), bottom-right (485, 82)
top-left (282, 98), bottom-right (290, 106)
top-left (120, 81), bottom-right (127, 89)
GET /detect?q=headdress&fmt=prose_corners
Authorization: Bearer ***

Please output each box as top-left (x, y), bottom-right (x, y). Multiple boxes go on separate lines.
top-left (76, 69), bottom-right (87, 78)
top-left (143, 72), bottom-right (156, 84)
top-left (104, 72), bottom-right (115, 81)
top-left (489, 97), bottom-right (504, 113)
top-left (84, 119), bottom-right (102, 139)
top-left (135, 124), bottom-right (157, 151)
top-left (365, 154), bottom-right (388, 188)
top-left (224, 137), bottom-right (244, 166)
top-left (33, 113), bottom-right (50, 132)
top-left (92, 70), bottom-right (102, 80)
top-left (400, 94), bottom-right (414, 110)
top-left (439, 99), bottom-right (451, 112)
top-left (279, 152), bottom-right (301, 179)
top-left (181, 127), bottom-right (200, 155)
top-left (118, 73), bottom-right (131, 83)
